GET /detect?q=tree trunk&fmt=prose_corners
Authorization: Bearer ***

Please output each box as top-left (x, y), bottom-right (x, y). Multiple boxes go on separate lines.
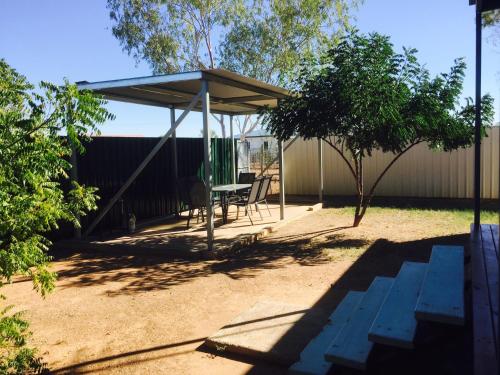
top-left (353, 215), bottom-right (363, 227)
top-left (353, 155), bottom-right (364, 227)
top-left (353, 199), bottom-right (370, 227)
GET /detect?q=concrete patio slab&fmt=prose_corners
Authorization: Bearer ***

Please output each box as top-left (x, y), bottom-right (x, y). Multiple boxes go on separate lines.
top-left (54, 203), bottom-right (322, 259)
top-left (205, 300), bottom-right (326, 365)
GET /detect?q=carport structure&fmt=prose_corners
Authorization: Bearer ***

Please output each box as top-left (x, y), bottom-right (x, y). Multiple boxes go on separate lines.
top-left (77, 69), bottom-right (290, 251)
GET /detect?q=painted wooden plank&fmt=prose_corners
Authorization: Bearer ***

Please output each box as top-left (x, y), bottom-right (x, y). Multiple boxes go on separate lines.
top-left (471, 225), bottom-right (498, 375)
top-left (289, 291), bottom-right (364, 375)
top-left (415, 245), bottom-right (464, 325)
top-left (324, 277), bottom-right (394, 370)
top-left (368, 262), bottom-right (427, 349)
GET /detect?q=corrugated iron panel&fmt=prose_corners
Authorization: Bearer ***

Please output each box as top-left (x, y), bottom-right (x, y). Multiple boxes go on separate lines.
top-left (285, 127), bottom-right (499, 199)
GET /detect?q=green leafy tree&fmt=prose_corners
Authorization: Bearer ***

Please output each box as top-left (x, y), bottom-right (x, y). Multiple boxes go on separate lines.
top-left (0, 60), bottom-right (113, 373)
top-left (484, 9), bottom-right (500, 50)
top-left (263, 31), bottom-right (495, 227)
top-left (107, 0), bottom-right (362, 137)
top-left (219, 0), bottom-right (361, 137)
top-left (484, 9), bottom-right (500, 26)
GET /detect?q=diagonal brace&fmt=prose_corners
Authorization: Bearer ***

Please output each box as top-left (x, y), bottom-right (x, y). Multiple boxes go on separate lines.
top-left (83, 91), bottom-right (202, 237)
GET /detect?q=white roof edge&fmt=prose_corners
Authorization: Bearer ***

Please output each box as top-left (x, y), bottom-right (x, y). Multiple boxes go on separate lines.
top-left (77, 71), bottom-right (203, 91)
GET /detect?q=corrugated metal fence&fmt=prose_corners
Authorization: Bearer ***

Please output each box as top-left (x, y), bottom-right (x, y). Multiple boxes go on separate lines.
top-left (76, 137), bottom-right (235, 233)
top-left (284, 127), bottom-right (499, 199)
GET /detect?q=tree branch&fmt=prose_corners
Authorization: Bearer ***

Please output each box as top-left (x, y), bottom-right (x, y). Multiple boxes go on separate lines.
top-left (323, 138), bottom-right (357, 181)
top-left (356, 141), bottom-right (422, 222)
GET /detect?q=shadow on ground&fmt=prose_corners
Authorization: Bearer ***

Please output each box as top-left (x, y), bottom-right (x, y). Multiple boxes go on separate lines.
top-left (48, 218), bottom-right (470, 374)
top-left (53, 225), bottom-right (349, 296)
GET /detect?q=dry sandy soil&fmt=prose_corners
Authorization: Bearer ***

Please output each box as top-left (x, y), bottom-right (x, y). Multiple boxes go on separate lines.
top-left (3, 205), bottom-right (487, 374)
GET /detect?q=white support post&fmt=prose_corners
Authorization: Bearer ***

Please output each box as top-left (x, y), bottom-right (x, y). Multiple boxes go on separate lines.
top-left (202, 80), bottom-right (214, 251)
top-left (278, 140), bottom-right (285, 220)
top-left (318, 138), bottom-right (324, 203)
top-left (83, 91), bottom-right (201, 237)
top-left (230, 115), bottom-right (236, 184)
top-left (170, 107), bottom-right (179, 216)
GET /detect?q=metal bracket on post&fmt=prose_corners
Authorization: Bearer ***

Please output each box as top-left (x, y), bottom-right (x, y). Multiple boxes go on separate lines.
top-left (202, 80), bottom-right (214, 251)
top-left (83, 91), bottom-right (202, 238)
top-left (278, 139), bottom-right (285, 220)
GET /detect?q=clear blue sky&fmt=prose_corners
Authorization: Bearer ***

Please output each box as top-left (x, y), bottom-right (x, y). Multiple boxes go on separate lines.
top-left (1, 0), bottom-right (499, 137)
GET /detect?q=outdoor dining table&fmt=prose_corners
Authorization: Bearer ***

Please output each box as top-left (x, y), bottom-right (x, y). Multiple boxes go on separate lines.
top-left (212, 183), bottom-right (252, 224)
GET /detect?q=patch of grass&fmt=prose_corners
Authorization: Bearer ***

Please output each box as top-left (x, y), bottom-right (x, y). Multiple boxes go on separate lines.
top-left (320, 205), bottom-right (497, 229)
top-left (312, 233), bottom-right (370, 262)
top-left (303, 204), bottom-right (497, 263)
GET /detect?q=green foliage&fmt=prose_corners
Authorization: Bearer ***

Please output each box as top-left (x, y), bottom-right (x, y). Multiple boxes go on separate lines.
top-left (484, 9), bottom-right (500, 26)
top-left (484, 9), bottom-right (500, 48)
top-left (108, 0), bottom-right (360, 82)
top-left (107, 0), bottom-right (244, 73)
top-left (0, 306), bottom-right (44, 374)
top-left (263, 31), bottom-right (495, 226)
top-left (107, 0), bottom-right (362, 136)
top-left (218, 0), bottom-right (362, 86)
top-left (0, 59), bottom-right (114, 373)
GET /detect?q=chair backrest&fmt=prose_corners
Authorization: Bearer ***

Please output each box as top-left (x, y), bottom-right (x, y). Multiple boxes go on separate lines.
top-left (189, 180), bottom-right (206, 208)
top-left (238, 172), bottom-right (256, 184)
top-left (257, 176), bottom-right (271, 201)
top-left (247, 179), bottom-right (262, 205)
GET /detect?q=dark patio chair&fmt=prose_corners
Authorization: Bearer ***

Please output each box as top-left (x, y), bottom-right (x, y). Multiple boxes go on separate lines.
top-left (255, 176), bottom-right (272, 217)
top-left (188, 179), bottom-right (208, 228)
top-left (232, 179), bottom-right (262, 225)
top-left (176, 177), bottom-right (194, 214)
top-left (238, 172), bottom-right (256, 184)
top-left (178, 177), bottom-right (219, 229)
top-left (233, 172), bottom-right (256, 200)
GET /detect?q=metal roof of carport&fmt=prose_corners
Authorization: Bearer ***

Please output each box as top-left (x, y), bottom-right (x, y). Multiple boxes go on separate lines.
top-left (76, 68), bottom-right (290, 115)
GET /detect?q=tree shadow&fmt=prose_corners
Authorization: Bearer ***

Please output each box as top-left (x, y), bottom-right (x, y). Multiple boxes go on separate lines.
top-left (47, 225), bottom-right (471, 374)
top-left (53, 224), bottom-right (354, 296)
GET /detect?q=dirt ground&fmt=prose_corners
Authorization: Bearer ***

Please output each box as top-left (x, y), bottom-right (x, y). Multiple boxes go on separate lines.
top-left (3, 204), bottom-right (489, 374)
